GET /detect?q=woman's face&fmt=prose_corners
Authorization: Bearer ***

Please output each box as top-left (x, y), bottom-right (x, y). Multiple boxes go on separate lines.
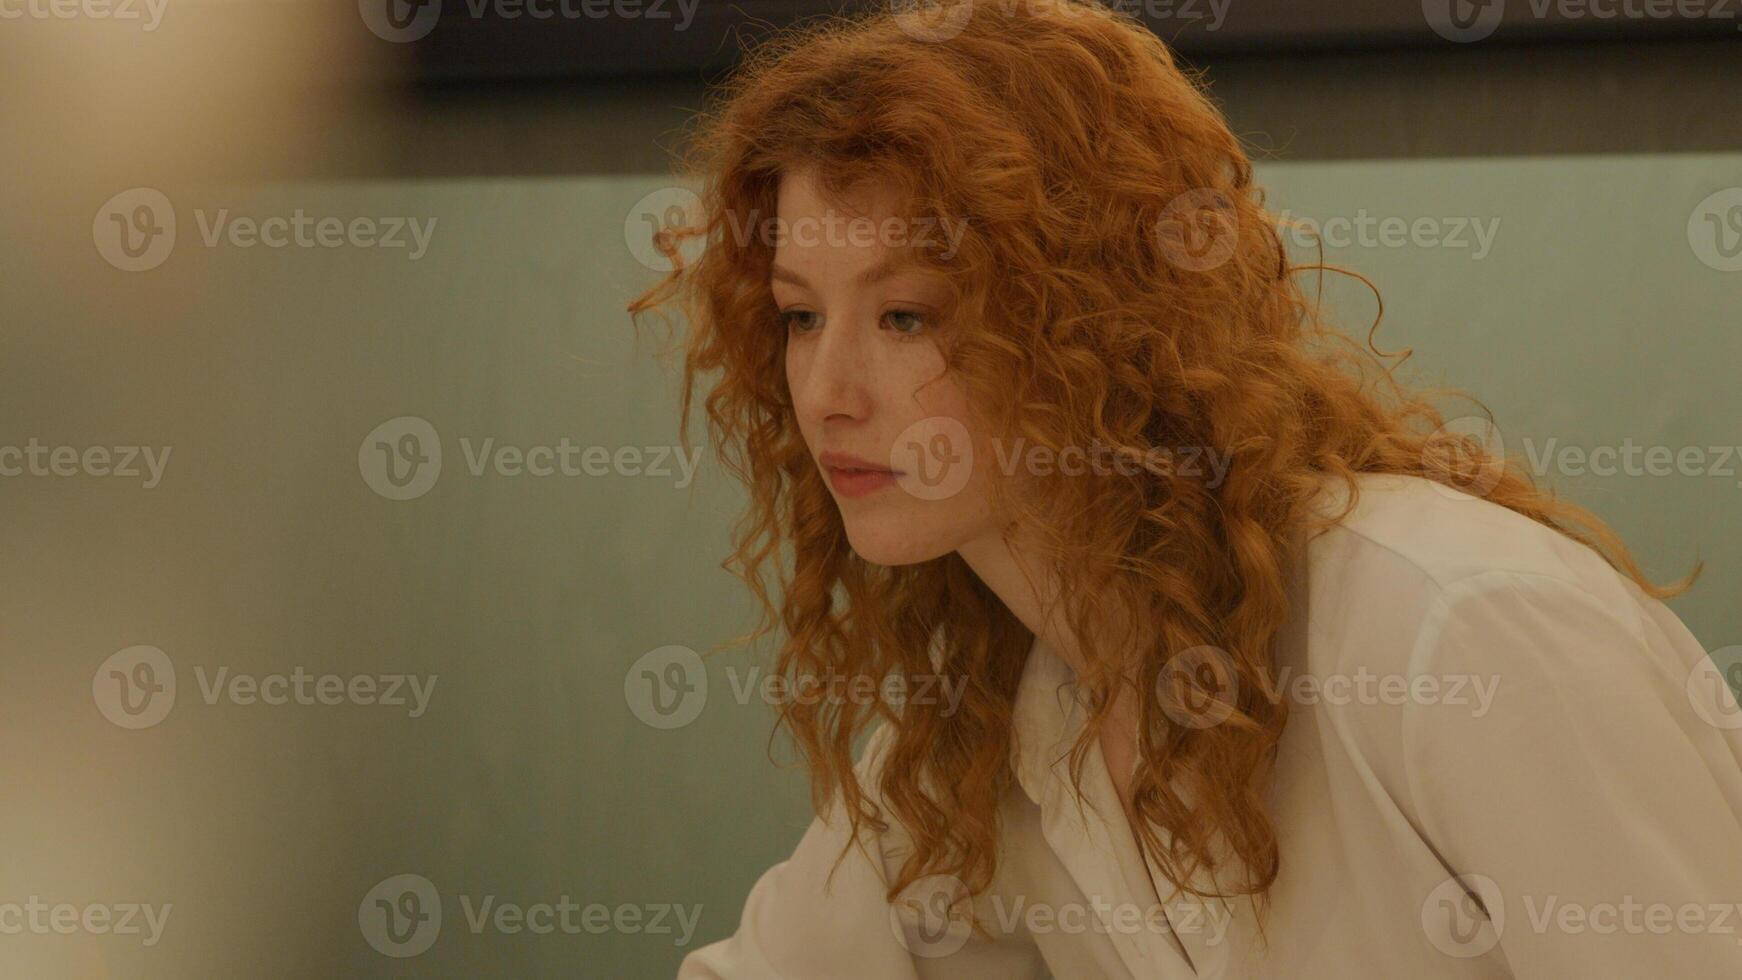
top-left (775, 165), bottom-right (1003, 566)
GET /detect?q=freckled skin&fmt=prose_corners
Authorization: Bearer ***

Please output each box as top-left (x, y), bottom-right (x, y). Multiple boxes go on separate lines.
top-left (776, 165), bottom-right (1004, 567)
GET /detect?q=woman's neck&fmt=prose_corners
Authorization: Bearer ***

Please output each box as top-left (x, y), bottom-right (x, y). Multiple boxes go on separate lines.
top-left (955, 527), bottom-right (1147, 679)
top-left (956, 527), bottom-right (1150, 810)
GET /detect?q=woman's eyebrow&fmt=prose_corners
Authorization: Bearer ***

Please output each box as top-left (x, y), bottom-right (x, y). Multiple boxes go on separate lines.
top-left (770, 263), bottom-right (810, 288)
top-left (772, 258), bottom-right (932, 289)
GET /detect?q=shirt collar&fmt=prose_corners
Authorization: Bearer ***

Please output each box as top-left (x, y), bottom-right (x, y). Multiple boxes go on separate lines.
top-left (1009, 632), bottom-right (1088, 807)
top-left (1008, 629), bottom-right (1246, 958)
top-left (1004, 476), bottom-right (1342, 896)
top-left (1008, 468), bottom-right (1351, 797)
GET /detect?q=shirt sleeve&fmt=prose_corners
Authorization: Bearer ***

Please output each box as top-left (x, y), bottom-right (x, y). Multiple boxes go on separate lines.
top-left (676, 722), bottom-right (1045, 980)
top-left (1401, 570), bottom-right (1742, 977)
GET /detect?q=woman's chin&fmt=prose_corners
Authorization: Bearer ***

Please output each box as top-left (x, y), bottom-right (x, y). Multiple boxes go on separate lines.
top-left (842, 522), bottom-right (957, 567)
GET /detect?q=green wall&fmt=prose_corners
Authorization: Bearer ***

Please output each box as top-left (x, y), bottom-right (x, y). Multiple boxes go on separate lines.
top-left (1, 153), bottom-right (1737, 977)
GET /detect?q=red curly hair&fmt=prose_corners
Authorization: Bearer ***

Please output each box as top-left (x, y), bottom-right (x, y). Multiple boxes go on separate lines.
top-left (628, 0), bottom-right (1699, 942)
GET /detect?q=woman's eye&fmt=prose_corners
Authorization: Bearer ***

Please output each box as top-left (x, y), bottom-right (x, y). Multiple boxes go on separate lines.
top-left (883, 309), bottom-right (927, 337)
top-left (778, 309), bottom-right (820, 333)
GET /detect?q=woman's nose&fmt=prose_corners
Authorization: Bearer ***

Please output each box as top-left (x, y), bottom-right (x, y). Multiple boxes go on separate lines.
top-left (797, 314), bottom-right (873, 424)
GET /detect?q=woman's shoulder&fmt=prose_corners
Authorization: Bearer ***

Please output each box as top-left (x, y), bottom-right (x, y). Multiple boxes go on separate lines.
top-left (1289, 470), bottom-right (1703, 717)
top-left (1286, 475), bottom-right (1739, 855)
top-left (1303, 471), bottom-right (1619, 600)
top-left (1296, 471), bottom-right (1676, 652)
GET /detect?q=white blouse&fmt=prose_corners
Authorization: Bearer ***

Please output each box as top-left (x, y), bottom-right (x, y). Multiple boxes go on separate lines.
top-left (677, 472), bottom-right (1742, 978)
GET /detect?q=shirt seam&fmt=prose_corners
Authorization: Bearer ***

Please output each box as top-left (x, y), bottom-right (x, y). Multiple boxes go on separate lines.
top-left (1396, 568), bottom-right (1650, 873)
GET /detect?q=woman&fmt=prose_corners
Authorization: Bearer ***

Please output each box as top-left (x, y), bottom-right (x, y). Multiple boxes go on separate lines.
top-left (629, 1), bottom-right (1742, 976)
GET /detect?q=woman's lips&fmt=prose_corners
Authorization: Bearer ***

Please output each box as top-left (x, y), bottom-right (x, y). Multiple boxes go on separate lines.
top-left (825, 464), bottom-right (899, 498)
